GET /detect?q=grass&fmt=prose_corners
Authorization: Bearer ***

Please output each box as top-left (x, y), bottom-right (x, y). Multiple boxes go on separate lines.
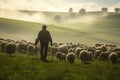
top-left (0, 52), bottom-right (120, 80)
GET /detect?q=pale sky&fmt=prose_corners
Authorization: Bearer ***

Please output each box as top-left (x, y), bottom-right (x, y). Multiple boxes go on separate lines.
top-left (0, 0), bottom-right (120, 12)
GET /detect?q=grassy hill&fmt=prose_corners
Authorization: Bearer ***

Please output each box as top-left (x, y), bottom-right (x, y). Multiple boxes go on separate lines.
top-left (0, 11), bottom-right (120, 46)
top-left (0, 52), bottom-right (120, 80)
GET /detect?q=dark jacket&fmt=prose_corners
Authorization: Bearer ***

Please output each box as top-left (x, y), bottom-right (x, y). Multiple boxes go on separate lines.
top-left (37, 30), bottom-right (52, 44)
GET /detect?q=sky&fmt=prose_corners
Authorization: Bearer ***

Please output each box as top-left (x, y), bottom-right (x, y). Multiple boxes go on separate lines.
top-left (0, 0), bottom-right (120, 12)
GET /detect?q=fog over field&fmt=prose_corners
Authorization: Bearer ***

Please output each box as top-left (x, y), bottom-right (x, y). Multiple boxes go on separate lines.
top-left (0, 0), bottom-right (120, 46)
top-left (0, 0), bottom-right (119, 24)
top-left (0, 9), bottom-right (50, 24)
top-left (0, 9), bottom-right (99, 28)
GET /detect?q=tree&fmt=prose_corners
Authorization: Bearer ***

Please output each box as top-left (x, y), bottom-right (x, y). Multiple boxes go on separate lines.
top-left (69, 8), bottom-right (73, 13)
top-left (79, 8), bottom-right (86, 15)
top-left (101, 7), bottom-right (108, 13)
top-left (114, 8), bottom-right (120, 13)
top-left (54, 15), bottom-right (61, 23)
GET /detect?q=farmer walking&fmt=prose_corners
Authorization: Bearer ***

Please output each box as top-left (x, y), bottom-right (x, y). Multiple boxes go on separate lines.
top-left (35, 25), bottom-right (52, 62)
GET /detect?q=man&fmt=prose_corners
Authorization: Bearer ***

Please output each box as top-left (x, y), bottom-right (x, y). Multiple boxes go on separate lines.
top-left (35, 25), bottom-right (52, 62)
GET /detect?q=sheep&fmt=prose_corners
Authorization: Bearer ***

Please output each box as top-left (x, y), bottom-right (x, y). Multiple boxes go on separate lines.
top-left (72, 48), bottom-right (76, 53)
top-left (107, 47), bottom-right (114, 53)
top-left (108, 52), bottom-right (118, 64)
top-left (75, 47), bottom-right (83, 57)
top-left (52, 43), bottom-right (58, 47)
top-left (18, 43), bottom-right (28, 53)
top-left (94, 50), bottom-right (102, 59)
top-left (95, 43), bottom-right (104, 47)
top-left (105, 44), bottom-right (117, 52)
top-left (0, 38), bottom-right (4, 41)
top-left (57, 45), bottom-right (68, 54)
top-left (59, 43), bottom-right (64, 46)
top-left (98, 52), bottom-right (110, 61)
top-left (79, 50), bottom-right (92, 64)
top-left (113, 47), bottom-right (120, 52)
top-left (55, 52), bottom-right (66, 61)
top-left (0, 40), bottom-right (2, 42)
top-left (1, 41), bottom-right (7, 52)
top-left (0, 41), bottom-right (2, 51)
top-left (116, 51), bottom-right (120, 59)
top-left (97, 45), bottom-right (107, 52)
top-left (87, 47), bottom-right (95, 54)
top-left (51, 46), bottom-right (58, 56)
top-left (27, 44), bottom-right (36, 55)
top-left (116, 51), bottom-right (120, 62)
top-left (5, 42), bottom-right (16, 56)
top-left (105, 44), bottom-right (116, 47)
top-left (68, 48), bottom-right (74, 53)
top-left (76, 43), bottom-right (81, 47)
top-left (71, 44), bottom-right (77, 48)
top-left (66, 52), bottom-right (76, 64)
top-left (88, 52), bottom-right (93, 61)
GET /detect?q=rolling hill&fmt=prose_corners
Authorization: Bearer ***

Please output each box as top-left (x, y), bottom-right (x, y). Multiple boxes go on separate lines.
top-left (0, 10), bottom-right (120, 46)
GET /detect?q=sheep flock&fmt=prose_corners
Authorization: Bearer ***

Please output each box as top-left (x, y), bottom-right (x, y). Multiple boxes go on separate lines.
top-left (0, 38), bottom-right (120, 64)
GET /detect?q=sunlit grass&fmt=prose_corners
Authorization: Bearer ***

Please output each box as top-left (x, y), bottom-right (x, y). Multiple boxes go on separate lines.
top-left (0, 52), bottom-right (120, 80)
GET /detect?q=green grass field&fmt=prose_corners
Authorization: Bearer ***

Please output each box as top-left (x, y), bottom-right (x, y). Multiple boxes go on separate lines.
top-left (0, 52), bottom-right (120, 80)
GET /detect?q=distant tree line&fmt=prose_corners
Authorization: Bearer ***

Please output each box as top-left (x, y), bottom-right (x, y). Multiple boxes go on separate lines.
top-left (54, 7), bottom-right (120, 23)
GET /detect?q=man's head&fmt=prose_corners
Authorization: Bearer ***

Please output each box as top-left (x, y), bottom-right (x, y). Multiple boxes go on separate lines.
top-left (42, 25), bottom-right (47, 30)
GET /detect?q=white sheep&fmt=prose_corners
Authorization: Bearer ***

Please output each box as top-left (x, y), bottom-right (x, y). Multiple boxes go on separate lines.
top-left (68, 48), bottom-right (74, 53)
top-left (116, 51), bottom-right (120, 60)
top-left (79, 50), bottom-right (92, 64)
top-left (97, 45), bottom-right (107, 52)
top-left (108, 52), bottom-right (118, 64)
top-left (5, 42), bottom-right (16, 56)
top-left (66, 52), bottom-right (76, 64)
top-left (98, 52), bottom-right (110, 61)
top-left (18, 43), bottom-right (28, 53)
top-left (113, 47), bottom-right (120, 52)
top-left (75, 47), bottom-right (83, 57)
top-left (27, 44), bottom-right (36, 55)
top-left (94, 50), bottom-right (102, 59)
top-left (52, 46), bottom-right (58, 56)
top-left (55, 52), bottom-right (66, 61)
top-left (1, 41), bottom-right (7, 52)
top-left (57, 45), bottom-right (68, 54)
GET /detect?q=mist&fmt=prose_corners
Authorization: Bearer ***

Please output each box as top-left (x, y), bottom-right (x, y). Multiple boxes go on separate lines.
top-left (0, 0), bottom-right (120, 12)
top-left (0, 9), bottom-right (98, 26)
top-left (0, 9), bottom-right (51, 24)
top-left (0, 9), bottom-right (99, 43)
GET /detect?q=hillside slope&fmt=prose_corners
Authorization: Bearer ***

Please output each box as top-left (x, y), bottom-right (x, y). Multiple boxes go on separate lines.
top-left (0, 12), bottom-right (120, 46)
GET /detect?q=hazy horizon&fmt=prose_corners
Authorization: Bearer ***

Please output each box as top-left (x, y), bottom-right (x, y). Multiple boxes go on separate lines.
top-left (0, 0), bottom-right (120, 12)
